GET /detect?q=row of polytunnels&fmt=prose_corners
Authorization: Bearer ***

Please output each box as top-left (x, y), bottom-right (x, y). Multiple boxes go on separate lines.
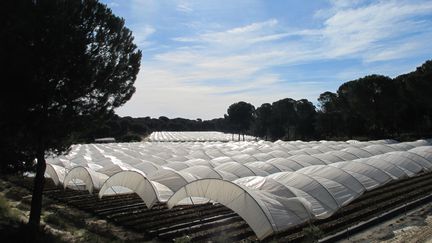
top-left (44, 139), bottom-right (432, 239)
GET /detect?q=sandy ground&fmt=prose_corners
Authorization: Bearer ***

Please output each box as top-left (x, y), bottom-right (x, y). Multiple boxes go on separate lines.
top-left (339, 201), bottom-right (432, 243)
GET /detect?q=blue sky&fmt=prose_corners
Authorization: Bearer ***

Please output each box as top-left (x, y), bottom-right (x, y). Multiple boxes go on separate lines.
top-left (101, 0), bottom-right (432, 120)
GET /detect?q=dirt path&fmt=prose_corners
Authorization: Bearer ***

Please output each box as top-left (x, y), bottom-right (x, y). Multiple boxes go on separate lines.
top-left (341, 200), bottom-right (432, 243)
top-left (382, 215), bottom-right (432, 243)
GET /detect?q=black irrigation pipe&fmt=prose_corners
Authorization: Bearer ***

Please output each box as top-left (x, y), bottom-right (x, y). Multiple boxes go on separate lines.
top-left (96, 203), bottom-right (146, 216)
top-left (154, 213), bottom-right (239, 237)
top-left (144, 208), bottom-right (234, 230)
top-left (160, 215), bottom-right (245, 241)
top-left (187, 220), bottom-right (253, 242)
top-left (111, 203), bottom-right (223, 225)
top-left (132, 207), bottom-right (234, 230)
top-left (153, 213), bottom-right (239, 235)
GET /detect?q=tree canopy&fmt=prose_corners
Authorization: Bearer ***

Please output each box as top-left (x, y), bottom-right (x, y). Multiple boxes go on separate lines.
top-left (315, 61), bottom-right (432, 139)
top-left (227, 101), bottom-right (255, 140)
top-left (0, 0), bottom-right (141, 232)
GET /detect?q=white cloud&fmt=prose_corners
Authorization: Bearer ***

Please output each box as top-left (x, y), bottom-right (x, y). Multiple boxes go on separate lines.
top-left (321, 0), bottom-right (432, 58)
top-left (173, 19), bottom-right (285, 47)
top-left (363, 34), bottom-right (432, 62)
top-left (177, 3), bottom-right (193, 13)
top-left (131, 25), bottom-right (155, 48)
top-left (116, 0), bottom-right (432, 119)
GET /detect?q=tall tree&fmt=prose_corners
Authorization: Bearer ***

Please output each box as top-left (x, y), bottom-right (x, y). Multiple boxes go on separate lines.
top-left (316, 92), bottom-right (344, 138)
top-left (253, 103), bottom-right (272, 140)
top-left (0, 0), bottom-right (141, 233)
top-left (270, 98), bottom-right (298, 140)
top-left (396, 60), bottom-right (432, 135)
top-left (318, 91), bottom-right (339, 113)
top-left (295, 99), bottom-right (317, 139)
top-left (337, 75), bottom-right (394, 137)
top-left (227, 101), bottom-right (255, 141)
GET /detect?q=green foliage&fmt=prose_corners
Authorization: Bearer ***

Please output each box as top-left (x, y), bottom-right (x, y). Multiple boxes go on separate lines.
top-left (0, 149), bottom-right (34, 174)
top-left (0, 194), bottom-right (12, 219)
top-left (302, 225), bottom-right (323, 242)
top-left (253, 98), bottom-right (317, 141)
top-left (174, 235), bottom-right (192, 243)
top-left (44, 213), bottom-right (68, 230)
top-left (253, 103), bottom-right (272, 139)
top-left (227, 101), bottom-right (255, 139)
top-left (5, 187), bottom-right (29, 201)
top-left (55, 207), bottom-right (86, 228)
top-left (0, 0), bottom-right (141, 166)
top-left (118, 134), bottom-right (142, 142)
top-left (316, 61), bottom-right (432, 139)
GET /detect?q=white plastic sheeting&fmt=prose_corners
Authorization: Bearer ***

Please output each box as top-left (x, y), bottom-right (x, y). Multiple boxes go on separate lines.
top-left (44, 138), bottom-right (432, 240)
top-left (245, 161), bottom-right (282, 174)
top-left (45, 164), bottom-right (66, 186)
top-left (148, 131), bottom-right (256, 142)
top-left (410, 146), bottom-right (432, 161)
top-left (168, 151), bottom-right (432, 239)
top-left (166, 179), bottom-right (313, 240)
top-left (63, 166), bottom-right (108, 193)
top-left (297, 165), bottom-right (366, 195)
top-left (330, 161), bottom-right (392, 190)
top-left (267, 172), bottom-right (340, 217)
top-left (131, 161), bottom-right (160, 175)
top-left (148, 169), bottom-right (198, 192)
top-left (340, 147), bottom-right (373, 158)
top-left (181, 166), bottom-right (224, 179)
top-left (215, 162), bottom-right (269, 177)
top-left (98, 170), bottom-right (173, 208)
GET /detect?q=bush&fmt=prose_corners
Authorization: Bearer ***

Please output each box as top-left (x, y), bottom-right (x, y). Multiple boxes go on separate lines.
top-left (302, 224), bottom-right (323, 242)
top-left (54, 207), bottom-right (86, 228)
top-left (0, 195), bottom-right (12, 219)
top-left (44, 213), bottom-right (68, 230)
top-left (5, 187), bottom-right (29, 201)
top-left (174, 235), bottom-right (191, 243)
top-left (118, 134), bottom-right (142, 142)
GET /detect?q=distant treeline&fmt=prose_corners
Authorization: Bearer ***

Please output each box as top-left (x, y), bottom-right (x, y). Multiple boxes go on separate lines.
top-left (82, 115), bottom-right (231, 142)
top-left (83, 59), bottom-right (432, 142)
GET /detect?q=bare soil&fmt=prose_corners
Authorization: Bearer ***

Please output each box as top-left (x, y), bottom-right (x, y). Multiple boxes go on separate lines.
top-left (342, 202), bottom-right (432, 243)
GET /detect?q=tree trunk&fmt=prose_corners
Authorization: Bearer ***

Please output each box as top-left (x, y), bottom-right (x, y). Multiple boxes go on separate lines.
top-left (28, 148), bottom-right (46, 231)
top-left (238, 133), bottom-right (240, 141)
top-left (242, 134), bottom-right (245, 141)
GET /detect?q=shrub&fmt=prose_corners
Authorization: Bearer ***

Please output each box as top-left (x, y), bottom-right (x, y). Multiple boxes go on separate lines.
top-left (44, 213), bottom-right (68, 230)
top-left (302, 224), bottom-right (323, 242)
top-left (0, 194), bottom-right (12, 218)
top-left (174, 235), bottom-right (191, 243)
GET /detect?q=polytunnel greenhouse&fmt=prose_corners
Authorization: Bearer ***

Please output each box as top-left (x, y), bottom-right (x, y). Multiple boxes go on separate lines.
top-left (39, 134), bottom-right (432, 241)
